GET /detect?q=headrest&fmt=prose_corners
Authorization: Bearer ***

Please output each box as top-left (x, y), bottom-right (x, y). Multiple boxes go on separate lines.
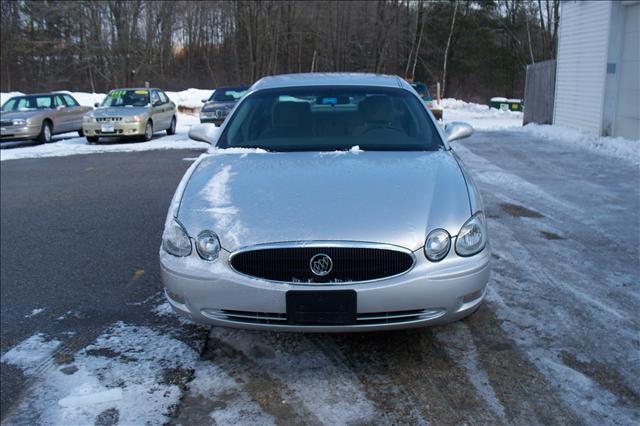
top-left (359, 96), bottom-right (393, 123)
top-left (273, 102), bottom-right (311, 127)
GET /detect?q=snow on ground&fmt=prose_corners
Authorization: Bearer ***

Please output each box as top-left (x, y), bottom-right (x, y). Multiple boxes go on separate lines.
top-left (3, 323), bottom-right (201, 425)
top-left (440, 98), bottom-right (524, 130)
top-left (0, 113), bottom-right (208, 161)
top-left (519, 123), bottom-right (639, 167)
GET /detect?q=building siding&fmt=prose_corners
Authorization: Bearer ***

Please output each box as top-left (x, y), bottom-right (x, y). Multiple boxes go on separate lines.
top-left (554, 1), bottom-right (611, 134)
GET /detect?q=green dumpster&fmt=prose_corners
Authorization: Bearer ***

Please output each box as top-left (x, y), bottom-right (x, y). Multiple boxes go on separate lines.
top-left (490, 97), bottom-right (523, 112)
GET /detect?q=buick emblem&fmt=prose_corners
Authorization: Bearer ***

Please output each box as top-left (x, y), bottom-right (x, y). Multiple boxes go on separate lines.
top-left (310, 253), bottom-right (333, 276)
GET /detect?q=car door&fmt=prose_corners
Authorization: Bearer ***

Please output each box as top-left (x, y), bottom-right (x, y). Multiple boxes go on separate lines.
top-left (52, 94), bottom-right (73, 133)
top-left (150, 90), bottom-right (167, 129)
top-left (61, 94), bottom-right (85, 131)
top-left (158, 91), bottom-right (174, 129)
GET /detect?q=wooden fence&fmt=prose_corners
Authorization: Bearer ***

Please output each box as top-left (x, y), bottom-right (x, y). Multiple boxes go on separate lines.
top-left (523, 59), bottom-right (556, 125)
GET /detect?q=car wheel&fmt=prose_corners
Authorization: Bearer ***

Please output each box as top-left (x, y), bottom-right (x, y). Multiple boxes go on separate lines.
top-left (86, 136), bottom-right (99, 144)
top-left (142, 120), bottom-right (153, 141)
top-left (37, 121), bottom-right (53, 144)
top-left (166, 116), bottom-right (176, 135)
top-left (78, 128), bottom-right (85, 137)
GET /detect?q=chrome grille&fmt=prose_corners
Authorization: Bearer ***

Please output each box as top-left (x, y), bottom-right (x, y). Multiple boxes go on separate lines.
top-left (0, 120), bottom-right (13, 127)
top-left (202, 308), bottom-right (444, 325)
top-left (96, 117), bottom-right (122, 122)
top-left (230, 245), bottom-right (414, 283)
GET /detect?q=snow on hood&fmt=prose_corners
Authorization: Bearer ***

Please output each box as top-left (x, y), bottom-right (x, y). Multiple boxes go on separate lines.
top-left (177, 150), bottom-right (472, 252)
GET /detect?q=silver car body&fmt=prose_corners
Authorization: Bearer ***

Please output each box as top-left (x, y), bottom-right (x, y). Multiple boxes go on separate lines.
top-left (82, 88), bottom-right (176, 139)
top-left (160, 73), bottom-right (489, 332)
top-left (1, 93), bottom-right (92, 142)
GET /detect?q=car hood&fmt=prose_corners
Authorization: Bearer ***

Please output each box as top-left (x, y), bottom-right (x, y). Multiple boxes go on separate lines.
top-left (177, 150), bottom-right (472, 252)
top-left (1, 110), bottom-right (46, 120)
top-left (92, 107), bottom-right (149, 117)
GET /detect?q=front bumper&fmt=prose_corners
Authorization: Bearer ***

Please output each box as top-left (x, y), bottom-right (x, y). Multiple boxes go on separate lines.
top-left (199, 116), bottom-right (225, 126)
top-left (0, 124), bottom-right (40, 141)
top-left (160, 243), bottom-right (490, 332)
top-left (83, 121), bottom-right (145, 137)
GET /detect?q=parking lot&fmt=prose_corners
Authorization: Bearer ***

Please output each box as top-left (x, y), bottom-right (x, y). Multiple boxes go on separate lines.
top-left (1, 128), bottom-right (638, 425)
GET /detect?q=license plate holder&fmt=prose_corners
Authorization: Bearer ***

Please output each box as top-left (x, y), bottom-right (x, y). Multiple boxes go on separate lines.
top-left (101, 124), bottom-right (115, 133)
top-left (286, 290), bottom-right (356, 325)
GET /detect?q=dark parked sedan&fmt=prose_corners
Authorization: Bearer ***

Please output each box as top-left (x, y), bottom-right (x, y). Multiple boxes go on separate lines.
top-left (200, 86), bottom-right (248, 126)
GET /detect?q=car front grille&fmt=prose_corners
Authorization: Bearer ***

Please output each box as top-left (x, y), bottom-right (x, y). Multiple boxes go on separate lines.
top-left (201, 308), bottom-right (444, 325)
top-left (229, 246), bottom-right (415, 284)
top-left (96, 117), bottom-right (123, 122)
top-left (0, 120), bottom-right (13, 127)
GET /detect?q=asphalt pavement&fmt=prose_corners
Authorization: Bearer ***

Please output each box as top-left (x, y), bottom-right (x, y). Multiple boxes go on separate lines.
top-left (1, 132), bottom-right (638, 425)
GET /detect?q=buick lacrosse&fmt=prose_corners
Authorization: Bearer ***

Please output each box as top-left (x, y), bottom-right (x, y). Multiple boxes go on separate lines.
top-left (160, 73), bottom-right (489, 332)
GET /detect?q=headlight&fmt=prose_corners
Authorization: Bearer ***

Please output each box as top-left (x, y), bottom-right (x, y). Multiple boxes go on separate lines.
top-left (162, 219), bottom-right (191, 257)
top-left (123, 115), bottom-right (142, 123)
top-left (83, 115), bottom-right (95, 123)
top-left (455, 212), bottom-right (487, 257)
top-left (12, 119), bottom-right (27, 126)
top-left (424, 229), bottom-right (451, 262)
top-left (195, 230), bottom-right (221, 261)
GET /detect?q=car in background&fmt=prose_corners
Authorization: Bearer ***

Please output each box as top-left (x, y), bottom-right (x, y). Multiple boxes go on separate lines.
top-left (82, 88), bottom-right (176, 143)
top-left (411, 82), bottom-right (443, 120)
top-left (200, 86), bottom-right (248, 126)
top-left (1, 92), bottom-right (92, 144)
top-left (161, 73), bottom-right (487, 332)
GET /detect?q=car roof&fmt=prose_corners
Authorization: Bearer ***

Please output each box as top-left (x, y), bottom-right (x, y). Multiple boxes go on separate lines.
top-left (250, 73), bottom-right (412, 91)
top-left (11, 92), bottom-right (71, 97)
top-left (108, 88), bottom-right (161, 91)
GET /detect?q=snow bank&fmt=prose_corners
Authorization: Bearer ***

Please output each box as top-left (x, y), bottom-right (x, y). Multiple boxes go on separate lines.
top-left (0, 113), bottom-right (208, 161)
top-left (439, 98), bottom-right (524, 130)
top-left (166, 88), bottom-right (213, 108)
top-left (520, 123), bottom-right (640, 167)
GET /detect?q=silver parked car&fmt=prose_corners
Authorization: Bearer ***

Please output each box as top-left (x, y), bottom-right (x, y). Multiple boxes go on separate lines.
top-left (161, 73), bottom-right (488, 332)
top-left (1, 93), bottom-right (92, 143)
top-left (82, 88), bottom-right (176, 143)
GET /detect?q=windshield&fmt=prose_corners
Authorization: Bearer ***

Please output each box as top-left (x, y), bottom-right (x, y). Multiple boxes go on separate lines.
top-left (218, 86), bottom-right (443, 152)
top-left (101, 90), bottom-right (150, 107)
top-left (210, 87), bottom-right (248, 102)
top-left (2, 96), bottom-right (55, 112)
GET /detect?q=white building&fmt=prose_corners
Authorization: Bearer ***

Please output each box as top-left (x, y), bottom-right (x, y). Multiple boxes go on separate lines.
top-left (554, 0), bottom-right (639, 139)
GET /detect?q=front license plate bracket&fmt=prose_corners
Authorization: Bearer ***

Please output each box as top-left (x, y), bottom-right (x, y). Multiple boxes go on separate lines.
top-left (286, 290), bottom-right (357, 325)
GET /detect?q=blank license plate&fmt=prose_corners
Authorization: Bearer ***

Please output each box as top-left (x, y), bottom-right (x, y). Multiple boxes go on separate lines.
top-left (101, 124), bottom-right (115, 133)
top-left (286, 290), bottom-right (356, 325)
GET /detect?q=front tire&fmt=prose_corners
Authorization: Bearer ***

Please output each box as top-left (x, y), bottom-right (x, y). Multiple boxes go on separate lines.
top-left (37, 121), bottom-right (52, 144)
top-left (86, 136), bottom-right (99, 144)
top-left (166, 116), bottom-right (176, 135)
top-left (141, 121), bottom-right (153, 141)
top-left (78, 128), bottom-right (85, 137)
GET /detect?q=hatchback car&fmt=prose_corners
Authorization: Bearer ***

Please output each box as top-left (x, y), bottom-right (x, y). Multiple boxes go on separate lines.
top-left (1, 93), bottom-right (92, 143)
top-left (82, 88), bottom-right (176, 143)
top-left (200, 86), bottom-right (248, 126)
top-left (161, 73), bottom-right (488, 332)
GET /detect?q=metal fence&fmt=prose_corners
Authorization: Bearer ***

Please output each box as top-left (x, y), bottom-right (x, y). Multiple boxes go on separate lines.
top-left (523, 60), bottom-right (556, 125)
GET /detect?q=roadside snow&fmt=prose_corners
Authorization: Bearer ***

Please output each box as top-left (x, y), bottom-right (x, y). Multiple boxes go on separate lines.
top-left (440, 98), bottom-right (523, 130)
top-left (0, 113), bottom-right (208, 161)
top-left (519, 123), bottom-right (639, 167)
top-left (25, 308), bottom-right (45, 318)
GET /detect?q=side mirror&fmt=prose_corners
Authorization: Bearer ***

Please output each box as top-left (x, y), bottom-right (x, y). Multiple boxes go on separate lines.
top-left (188, 123), bottom-right (221, 145)
top-left (94, 102), bottom-right (100, 108)
top-left (201, 99), bottom-right (208, 103)
top-left (444, 121), bottom-right (473, 143)
top-left (56, 105), bottom-right (65, 110)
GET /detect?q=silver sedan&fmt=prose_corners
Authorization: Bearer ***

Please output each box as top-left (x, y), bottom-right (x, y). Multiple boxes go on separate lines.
top-left (160, 73), bottom-right (489, 332)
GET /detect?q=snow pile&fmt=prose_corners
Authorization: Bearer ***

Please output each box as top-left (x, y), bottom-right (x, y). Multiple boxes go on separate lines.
top-left (1, 91), bottom-right (25, 105)
top-left (520, 123), bottom-right (640, 167)
top-left (0, 113), bottom-right (208, 161)
top-left (166, 88), bottom-right (213, 108)
top-left (2, 323), bottom-right (200, 425)
top-left (439, 98), bottom-right (523, 130)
